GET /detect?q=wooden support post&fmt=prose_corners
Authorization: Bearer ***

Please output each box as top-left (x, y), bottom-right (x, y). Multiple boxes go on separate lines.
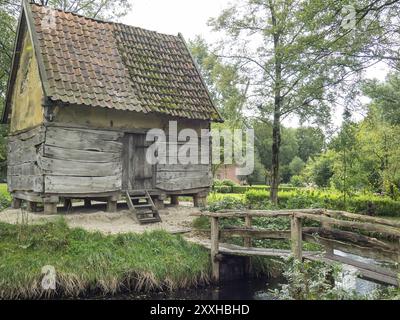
top-left (44, 203), bottom-right (57, 215)
top-left (322, 221), bottom-right (334, 256)
top-left (12, 198), bottom-right (22, 209)
top-left (193, 194), bottom-right (207, 208)
top-left (27, 201), bottom-right (37, 212)
top-left (64, 199), bottom-right (72, 211)
top-left (291, 214), bottom-right (303, 261)
top-left (398, 239), bottom-right (400, 276)
top-left (244, 215), bottom-right (252, 275)
top-left (210, 216), bottom-right (220, 282)
top-left (153, 197), bottom-right (165, 210)
top-left (170, 195), bottom-right (179, 206)
top-left (107, 199), bottom-right (117, 212)
top-left (84, 199), bottom-right (92, 208)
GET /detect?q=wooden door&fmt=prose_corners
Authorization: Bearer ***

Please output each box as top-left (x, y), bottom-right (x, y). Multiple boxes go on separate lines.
top-left (122, 133), bottom-right (155, 191)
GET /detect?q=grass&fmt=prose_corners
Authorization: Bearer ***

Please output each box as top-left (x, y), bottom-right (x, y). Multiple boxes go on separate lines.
top-left (0, 218), bottom-right (211, 299)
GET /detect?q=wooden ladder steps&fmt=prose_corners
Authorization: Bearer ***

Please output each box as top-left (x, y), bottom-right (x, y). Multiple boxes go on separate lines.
top-left (125, 191), bottom-right (161, 225)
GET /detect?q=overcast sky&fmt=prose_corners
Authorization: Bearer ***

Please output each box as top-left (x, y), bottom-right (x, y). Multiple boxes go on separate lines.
top-left (122, 0), bottom-right (227, 41)
top-left (122, 0), bottom-right (389, 127)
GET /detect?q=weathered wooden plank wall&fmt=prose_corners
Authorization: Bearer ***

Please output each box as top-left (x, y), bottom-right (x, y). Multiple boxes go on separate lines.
top-left (7, 126), bottom-right (45, 192)
top-left (42, 126), bottom-right (123, 194)
top-left (155, 137), bottom-right (212, 191)
top-left (8, 124), bottom-right (212, 196)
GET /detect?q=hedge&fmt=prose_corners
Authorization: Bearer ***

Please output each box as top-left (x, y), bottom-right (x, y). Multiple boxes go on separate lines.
top-left (212, 185), bottom-right (299, 194)
top-left (241, 189), bottom-right (400, 217)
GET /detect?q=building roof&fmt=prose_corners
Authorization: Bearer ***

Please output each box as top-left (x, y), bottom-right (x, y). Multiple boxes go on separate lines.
top-left (2, 2), bottom-right (223, 123)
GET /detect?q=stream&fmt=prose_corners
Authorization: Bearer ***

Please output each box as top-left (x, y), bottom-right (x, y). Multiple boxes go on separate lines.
top-left (107, 250), bottom-right (392, 300)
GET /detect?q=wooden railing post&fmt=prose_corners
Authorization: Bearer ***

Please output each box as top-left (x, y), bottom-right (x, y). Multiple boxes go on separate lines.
top-left (244, 215), bottom-right (252, 247)
top-left (210, 216), bottom-right (220, 282)
top-left (244, 215), bottom-right (252, 275)
top-left (291, 214), bottom-right (302, 261)
top-left (322, 219), bottom-right (334, 257)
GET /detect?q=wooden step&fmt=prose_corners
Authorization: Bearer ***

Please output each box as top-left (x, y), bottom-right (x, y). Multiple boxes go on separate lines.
top-left (140, 217), bottom-right (161, 224)
top-left (133, 204), bottom-right (152, 208)
top-left (125, 190), bottom-right (162, 225)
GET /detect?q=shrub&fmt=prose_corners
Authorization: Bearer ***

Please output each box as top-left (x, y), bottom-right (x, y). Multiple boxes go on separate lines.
top-left (0, 184), bottom-right (11, 211)
top-left (290, 175), bottom-right (305, 187)
top-left (213, 185), bottom-right (233, 193)
top-left (206, 195), bottom-right (245, 212)
top-left (244, 190), bottom-right (273, 209)
top-left (278, 190), bottom-right (400, 217)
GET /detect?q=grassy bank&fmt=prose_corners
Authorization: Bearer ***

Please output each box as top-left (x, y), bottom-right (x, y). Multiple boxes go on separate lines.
top-left (0, 219), bottom-right (211, 299)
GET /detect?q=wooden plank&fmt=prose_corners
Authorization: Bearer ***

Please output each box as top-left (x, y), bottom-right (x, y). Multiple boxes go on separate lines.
top-left (244, 216), bottom-right (252, 275)
top-left (156, 175), bottom-right (212, 191)
top-left (220, 228), bottom-right (290, 240)
top-left (13, 191), bottom-right (58, 203)
top-left (303, 227), bottom-right (398, 252)
top-left (128, 134), bottom-right (135, 190)
top-left (211, 217), bottom-right (220, 282)
top-left (8, 162), bottom-right (41, 176)
top-left (39, 157), bottom-right (122, 177)
top-left (326, 254), bottom-right (398, 279)
top-left (325, 210), bottom-right (400, 228)
top-left (8, 125), bottom-right (45, 142)
top-left (46, 130), bottom-right (122, 153)
top-left (8, 175), bottom-right (43, 193)
top-left (195, 211), bottom-right (295, 218)
top-left (291, 215), bottom-right (303, 260)
top-left (303, 234), bottom-right (398, 263)
top-left (296, 212), bottom-right (400, 237)
top-left (7, 146), bottom-right (38, 164)
top-left (43, 145), bottom-right (121, 163)
top-left (46, 126), bottom-right (123, 142)
top-left (121, 135), bottom-right (129, 190)
top-left (44, 175), bottom-right (121, 193)
top-left (156, 164), bottom-right (210, 172)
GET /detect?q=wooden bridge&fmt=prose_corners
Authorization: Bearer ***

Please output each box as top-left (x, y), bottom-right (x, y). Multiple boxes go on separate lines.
top-left (194, 209), bottom-right (400, 286)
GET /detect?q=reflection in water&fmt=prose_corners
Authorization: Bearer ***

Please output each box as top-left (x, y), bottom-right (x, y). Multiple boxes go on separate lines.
top-left (103, 251), bottom-right (392, 300)
top-left (109, 277), bottom-right (283, 300)
top-left (334, 250), bottom-right (389, 294)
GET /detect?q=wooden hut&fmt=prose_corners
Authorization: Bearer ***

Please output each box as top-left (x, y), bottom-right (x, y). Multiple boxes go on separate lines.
top-left (2, 1), bottom-right (222, 219)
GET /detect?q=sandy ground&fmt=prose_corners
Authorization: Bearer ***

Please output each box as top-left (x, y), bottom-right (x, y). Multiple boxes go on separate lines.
top-left (0, 201), bottom-right (201, 235)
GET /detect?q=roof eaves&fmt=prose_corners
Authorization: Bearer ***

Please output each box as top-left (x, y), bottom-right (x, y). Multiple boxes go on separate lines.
top-left (23, 0), bottom-right (51, 99)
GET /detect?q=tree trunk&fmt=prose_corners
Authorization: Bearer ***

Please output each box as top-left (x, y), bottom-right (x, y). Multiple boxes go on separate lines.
top-left (270, 4), bottom-right (282, 205)
top-left (270, 113), bottom-right (281, 204)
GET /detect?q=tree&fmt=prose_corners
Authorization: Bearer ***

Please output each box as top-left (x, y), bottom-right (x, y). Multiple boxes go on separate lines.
top-left (31, 0), bottom-right (132, 20)
top-left (289, 156), bottom-right (305, 176)
top-left (362, 73), bottom-right (400, 125)
top-left (304, 150), bottom-right (336, 188)
top-left (295, 127), bottom-right (325, 162)
top-left (188, 36), bottom-right (248, 127)
top-left (209, 0), bottom-right (396, 204)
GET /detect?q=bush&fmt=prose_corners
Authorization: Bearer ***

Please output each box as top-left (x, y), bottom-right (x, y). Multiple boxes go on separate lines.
top-left (277, 190), bottom-right (400, 217)
top-left (0, 184), bottom-right (11, 211)
top-left (206, 195), bottom-right (245, 212)
top-left (210, 188), bottom-right (400, 217)
top-left (226, 185), bottom-right (300, 194)
top-left (244, 190), bottom-right (273, 209)
top-left (213, 185), bottom-right (233, 193)
top-left (290, 175), bottom-right (305, 187)
top-left (213, 179), bottom-right (237, 187)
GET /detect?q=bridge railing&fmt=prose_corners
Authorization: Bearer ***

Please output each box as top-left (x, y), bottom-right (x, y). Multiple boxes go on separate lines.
top-left (195, 209), bottom-right (400, 285)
